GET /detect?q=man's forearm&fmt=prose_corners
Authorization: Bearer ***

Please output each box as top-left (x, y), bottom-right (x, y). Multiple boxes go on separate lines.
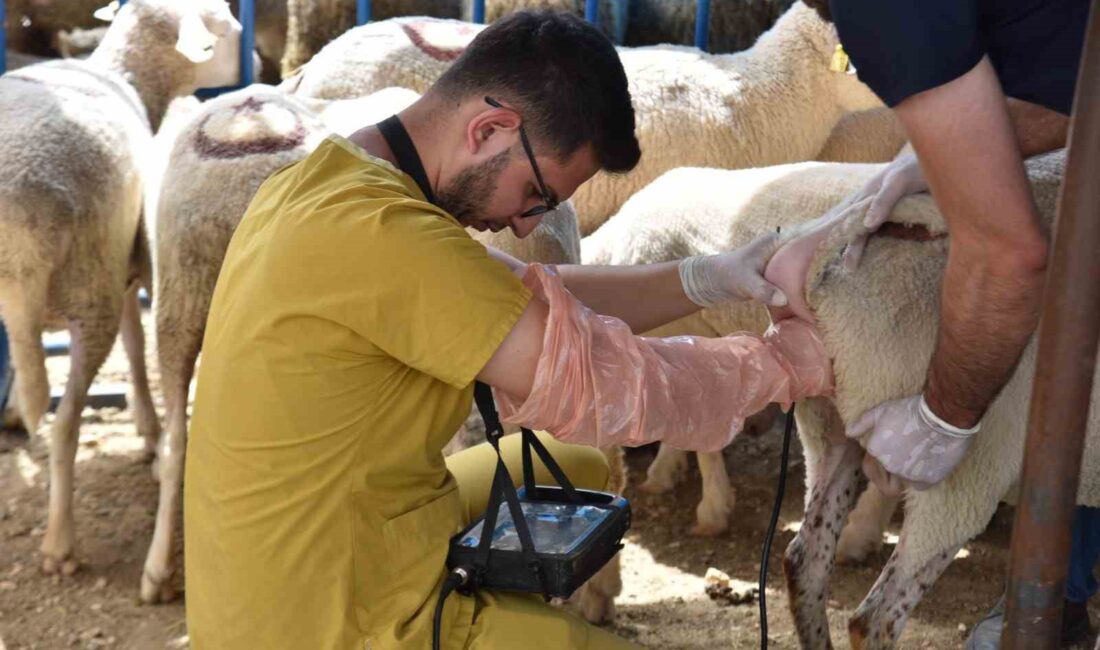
top-left (896, 58), bottom-right (1050, 428)
top-left (484, 246), bottom-right (701, 333)
top-left (557, 262), bottom-right (701, 333)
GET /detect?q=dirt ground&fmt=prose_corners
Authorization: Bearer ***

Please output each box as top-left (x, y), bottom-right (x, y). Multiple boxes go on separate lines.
top-left (1, 313), bottom-right (1095, 649)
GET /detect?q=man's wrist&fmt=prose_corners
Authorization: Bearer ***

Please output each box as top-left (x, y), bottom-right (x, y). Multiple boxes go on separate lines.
top-left (922, 388), bottom-right (983, 431)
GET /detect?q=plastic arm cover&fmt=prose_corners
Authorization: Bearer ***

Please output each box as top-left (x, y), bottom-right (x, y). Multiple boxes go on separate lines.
top-left (495, 264), bottom-right (833, 452)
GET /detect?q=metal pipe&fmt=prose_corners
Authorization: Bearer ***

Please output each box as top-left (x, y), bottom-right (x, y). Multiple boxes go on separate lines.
top-left (472, 0), bottom-right (485, 24)
top-left (585, 0), bottom-right (599, 24)
top-left (1002, 1), bottom-right (1100, 647)
top-left (239, 0), bottom-right (254, 86)
top-left (1, 0), bottom-right (6, 76)
top-left (694, 0), bottom-right (711, 52)
top-left (357, 0), bottom-right (372, 26)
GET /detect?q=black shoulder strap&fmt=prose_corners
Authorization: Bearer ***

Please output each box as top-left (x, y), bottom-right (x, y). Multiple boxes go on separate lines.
top-left (377, 115), bottom-right (438, 205)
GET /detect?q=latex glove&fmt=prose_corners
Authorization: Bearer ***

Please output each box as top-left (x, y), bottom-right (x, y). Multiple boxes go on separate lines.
top-left (847, 394), bottom-right (979, 493)
top-left (679, 232), bottom-right (788, 308)
top-left (839, 148), bottom-right (928, 270)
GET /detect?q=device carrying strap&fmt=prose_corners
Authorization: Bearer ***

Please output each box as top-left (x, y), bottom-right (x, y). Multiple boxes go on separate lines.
top-left (378, 115), bottom-right (439, 205)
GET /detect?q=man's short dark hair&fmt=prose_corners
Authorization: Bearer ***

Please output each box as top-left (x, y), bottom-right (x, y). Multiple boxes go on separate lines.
top-left (432, 10), bottom-right (641, 174)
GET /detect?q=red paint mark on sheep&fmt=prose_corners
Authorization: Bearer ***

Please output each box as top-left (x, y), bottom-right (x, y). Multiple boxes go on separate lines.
top-left (400, 22), bottom-right (478, 62)
top-left (192, 97), bottom-right (307, 160)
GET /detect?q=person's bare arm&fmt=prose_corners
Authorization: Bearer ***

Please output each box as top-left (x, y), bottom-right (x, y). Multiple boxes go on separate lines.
top-left (1006, 97), bottom-right (1070, 156)
top-left (897, 57), bottom-right (1049, 428)
top-left (484, 246), bottom-right (696, 333)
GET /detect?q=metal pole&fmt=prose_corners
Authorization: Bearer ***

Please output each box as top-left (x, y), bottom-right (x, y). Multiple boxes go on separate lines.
top-left (694, 0), bottom-right (711, 52)
top-left (585, 0), bottom-right (599, 24)
top-left (1, 0), bottom-right (7, 76)
top-left (356, 0), bottom-right (371, 26)
top-left (1003, 1), bottom-right (1100, 647)
top-left (471, 0), bottom-right (485, 24)
top-left (239, 0), bottom-right (254, 86)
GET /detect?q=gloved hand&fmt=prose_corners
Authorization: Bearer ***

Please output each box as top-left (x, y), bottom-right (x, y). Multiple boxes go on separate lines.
top-left (838, 147), bottom-right (928, 270)
top-left (846, 394), bottom-right (979, 494)
top-left (679, 232), bottom-right (788, 308)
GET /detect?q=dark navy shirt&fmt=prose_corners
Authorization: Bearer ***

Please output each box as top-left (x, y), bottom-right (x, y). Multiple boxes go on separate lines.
top-left (829, 0), bottom-right (1090, 115)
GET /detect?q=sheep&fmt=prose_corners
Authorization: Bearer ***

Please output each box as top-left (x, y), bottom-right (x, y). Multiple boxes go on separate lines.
top-left (279, 0), bottom-right (622, 80)
top-left (53, 26), bottom-right (110, 59)
top-left (813, 107), bottom-right (907, 164)
top-left (147, 83), bottom-right (595, 608)
top-left (4, 0), bottom-right (104, 57)
top-left (287, 3), bottom-right (885, 236)
top-left (624, 0), bottom-right (794, 53)
top-left (0, 0), bottom-right (245, 592)
top-left (590, 152), bottom-right (1076, 649)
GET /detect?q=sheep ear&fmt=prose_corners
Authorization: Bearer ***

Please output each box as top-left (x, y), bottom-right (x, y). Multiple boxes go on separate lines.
top-left (93, 1), bottom-right (119, 22)
top-left (175, 11), bottom-right (217, 64)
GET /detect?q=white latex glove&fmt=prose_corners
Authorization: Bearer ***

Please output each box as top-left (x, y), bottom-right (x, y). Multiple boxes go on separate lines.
top-left (839, 147), bottom-right (928, 270)
top-left (846, 394), bottom-right (979, 494)
top-left (679, 232), bottom-right (788, 308)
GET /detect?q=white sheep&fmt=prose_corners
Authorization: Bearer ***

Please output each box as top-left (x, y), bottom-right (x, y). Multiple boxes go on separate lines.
top-left (0, 0), bottom-right (244, 594)
top-left (592, 153), bottom-right (1078, 649)
top-left (779, 150), bottom-right (1080, 650)
top-left (286, 2), bottom-right (885, 235)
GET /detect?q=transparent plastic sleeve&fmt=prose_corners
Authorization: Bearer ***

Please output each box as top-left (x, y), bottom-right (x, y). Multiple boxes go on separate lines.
top-left (496, 264), bottom-right (834, 452)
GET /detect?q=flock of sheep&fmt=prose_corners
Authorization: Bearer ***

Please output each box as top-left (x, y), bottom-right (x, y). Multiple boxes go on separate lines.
top-left (0, 0), bottom-right (1094, 648)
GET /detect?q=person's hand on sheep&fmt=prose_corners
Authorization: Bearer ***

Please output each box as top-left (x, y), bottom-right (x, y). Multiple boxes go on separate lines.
top-left (678, 232), bottom-right (789, 308)
top-left (836, 146), bottom-right (928, 270)
top-left (846, 394), bottom-right (979, 496)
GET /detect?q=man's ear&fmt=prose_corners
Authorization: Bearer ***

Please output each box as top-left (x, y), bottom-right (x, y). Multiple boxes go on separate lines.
top-left (466, 107), bottom-right (521, 155)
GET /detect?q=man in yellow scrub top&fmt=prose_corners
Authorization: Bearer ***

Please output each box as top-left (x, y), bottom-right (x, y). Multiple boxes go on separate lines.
top-left (184, 10), bottom-right (793, 650)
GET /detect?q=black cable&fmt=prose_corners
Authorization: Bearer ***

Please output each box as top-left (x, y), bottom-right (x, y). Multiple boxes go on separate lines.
top-left (759, 407), bottom-right (796, 650)
top-left (432, 567), bottom-right (469, 650)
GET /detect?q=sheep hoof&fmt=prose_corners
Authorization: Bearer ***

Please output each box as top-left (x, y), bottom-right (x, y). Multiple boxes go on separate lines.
top-left (689, 519), bottom-right (728, 537)
top-left (637, 476), bottom-right (673, 494)
top-left (835, 527), bottom-right (883, 565)
top-left (140, 568), bottom-right (177, 605)
top-left (573, 587), bottom-right (616, 625)
top-left (41, 553), bottom-right (79, 577)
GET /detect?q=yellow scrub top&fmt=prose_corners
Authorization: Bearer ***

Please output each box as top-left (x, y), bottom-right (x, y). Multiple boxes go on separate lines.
top-left (183, 136), bottom-right (531, 650)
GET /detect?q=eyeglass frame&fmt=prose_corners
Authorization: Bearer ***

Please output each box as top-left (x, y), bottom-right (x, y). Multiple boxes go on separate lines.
top-left (484, 96), bottom-right (559, 218)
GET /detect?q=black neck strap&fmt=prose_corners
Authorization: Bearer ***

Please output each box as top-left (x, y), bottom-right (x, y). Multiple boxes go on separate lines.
top-left (377, 115), bottom-right (438, 205)
top-left (378, 114), bottom-right (582, 600)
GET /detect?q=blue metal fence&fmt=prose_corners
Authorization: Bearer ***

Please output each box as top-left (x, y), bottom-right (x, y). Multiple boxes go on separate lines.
top-left (0, 0), bottom-right (716, 82)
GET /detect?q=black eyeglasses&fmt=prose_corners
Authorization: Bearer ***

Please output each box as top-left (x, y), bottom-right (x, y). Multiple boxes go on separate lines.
top-left (485, 96), bottom-right (559, 218)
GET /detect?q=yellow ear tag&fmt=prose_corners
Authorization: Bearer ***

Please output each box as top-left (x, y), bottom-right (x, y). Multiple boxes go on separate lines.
top-left (829, 44), bottom-right (851, 73)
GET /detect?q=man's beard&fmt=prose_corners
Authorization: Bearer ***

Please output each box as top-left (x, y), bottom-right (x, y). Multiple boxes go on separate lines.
top-left (436, 149), bottom-right (512, 226)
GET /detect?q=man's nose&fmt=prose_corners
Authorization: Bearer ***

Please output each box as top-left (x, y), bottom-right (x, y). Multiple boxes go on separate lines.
top-left (511, 213), bottom-right (544, 238)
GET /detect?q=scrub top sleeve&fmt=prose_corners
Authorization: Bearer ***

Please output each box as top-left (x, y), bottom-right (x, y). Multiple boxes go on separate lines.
top-left (356, 208), bottom-right (533, 389)
top-left (830, 0), bottom-right (985, 108)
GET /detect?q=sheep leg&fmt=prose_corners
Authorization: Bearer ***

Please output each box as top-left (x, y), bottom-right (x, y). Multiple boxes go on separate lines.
top-left (0, 279), bottom-right (50, 437)
top-left (41, 311), bottom-right (119, 575)
top-left (847, 535), bottom-right (962, 650)
top-left (783, 439), bottom-right (865, 650)
top-left (836, 484), bottom-right (900, 565)
top-left (569, 446), bottom-right (625, 623)
top-left (638, 444), bottom-right (689, 494)
top-left (141, 304), bottom-right (203, 604)
top-left (691, 451), bottom-right (734, 537)
top-left (120, 282), bottom-right (159, 460)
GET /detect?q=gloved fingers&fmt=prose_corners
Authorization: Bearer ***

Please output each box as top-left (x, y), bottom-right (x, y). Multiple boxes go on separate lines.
top-left (862, 453), bottom-right (906, 498)
top-left (863, 171), bottom-right (913, 230)
top-left (743, 273), bottom-right (788, 307)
